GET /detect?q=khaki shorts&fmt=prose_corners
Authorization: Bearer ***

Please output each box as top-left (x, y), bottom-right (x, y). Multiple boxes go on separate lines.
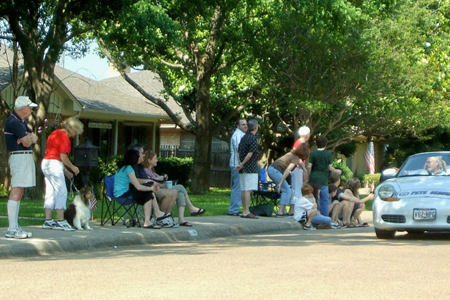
top-left (239, 173), bottom-right (258, 191)
top-left (9, 153), bottom-right (36, 188)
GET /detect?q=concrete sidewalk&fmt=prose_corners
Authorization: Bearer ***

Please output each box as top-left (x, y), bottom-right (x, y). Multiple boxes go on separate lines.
top-left (0, 211), bottom-right (373, 258)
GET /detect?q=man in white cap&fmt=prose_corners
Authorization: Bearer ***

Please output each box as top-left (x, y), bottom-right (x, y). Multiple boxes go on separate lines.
top-left (3, 96), bottom-right (38, 239)
top-left (289, 126), bottom-right (310, 215)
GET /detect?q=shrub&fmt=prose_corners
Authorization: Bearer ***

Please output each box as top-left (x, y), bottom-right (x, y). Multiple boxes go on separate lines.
top-left (155, 157), bottom-right (193, 186)
top-left (361, 173), bottom-right (381, 187)
top-left (74, 155), bottom-right (194, 197)
top-left (0, 184), bottom-right (8, 197)
top-left (332, 158), bottom-right (353, 186)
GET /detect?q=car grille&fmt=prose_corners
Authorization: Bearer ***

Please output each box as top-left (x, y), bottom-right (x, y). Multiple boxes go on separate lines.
top-left (381, 214), bottom-right (406, 223)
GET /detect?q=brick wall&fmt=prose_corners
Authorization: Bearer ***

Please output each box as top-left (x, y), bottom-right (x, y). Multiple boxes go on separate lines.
top-left (160, 129), bottom-right (180, 147)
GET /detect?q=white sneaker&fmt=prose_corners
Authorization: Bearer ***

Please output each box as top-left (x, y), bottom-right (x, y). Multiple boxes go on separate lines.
top-left (42, 219), bottom-right (57, 229)
top-left (54, 220), bottom-right (75, 231)
top-left (5, 226), bottom-right (28, 239)
top-left (17, 226), bottom-right (32, 237)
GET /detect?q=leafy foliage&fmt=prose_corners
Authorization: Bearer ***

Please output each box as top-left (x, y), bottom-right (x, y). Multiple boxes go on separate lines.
top-left (154, 157), bottom-right (193, 187)
top-left (97, 0), bottom-right (267, 192)
top-left (332, 158), bottom-right (353, 186)
top-left (252, 0), bottom-right (450, 154)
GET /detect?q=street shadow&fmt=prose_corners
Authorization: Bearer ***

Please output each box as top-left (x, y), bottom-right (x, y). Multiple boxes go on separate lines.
top-left (20, 228), bottom-right (450, 262)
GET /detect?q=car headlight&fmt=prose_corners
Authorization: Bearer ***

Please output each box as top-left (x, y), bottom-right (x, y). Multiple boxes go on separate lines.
top-left (378, 185), bottom-right (400, 201)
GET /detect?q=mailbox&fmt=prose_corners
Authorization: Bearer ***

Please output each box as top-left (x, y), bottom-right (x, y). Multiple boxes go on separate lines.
top-left (74, 140), bottom-right (99, 167)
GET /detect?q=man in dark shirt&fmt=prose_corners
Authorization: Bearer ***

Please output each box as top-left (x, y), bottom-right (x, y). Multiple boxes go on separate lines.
top-left (3, 96), bottom-right (38, 239)
top-left (235, 119), bottom-right (259, 219)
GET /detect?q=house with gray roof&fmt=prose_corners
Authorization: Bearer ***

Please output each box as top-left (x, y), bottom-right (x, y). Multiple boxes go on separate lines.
top-left (0, 44), bottom-right (185, 184)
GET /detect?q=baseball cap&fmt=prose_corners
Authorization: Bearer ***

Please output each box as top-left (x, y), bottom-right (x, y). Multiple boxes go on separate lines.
top-left (15, 96), bottom-right (38, 109)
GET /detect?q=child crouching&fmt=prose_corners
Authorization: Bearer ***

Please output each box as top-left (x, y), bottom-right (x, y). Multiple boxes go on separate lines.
top-left (293, 184), bottom-right (319, 230)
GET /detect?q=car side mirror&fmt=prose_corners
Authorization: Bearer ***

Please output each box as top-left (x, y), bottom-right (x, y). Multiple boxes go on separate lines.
top-left (380, 168), bottom-right (398, 183)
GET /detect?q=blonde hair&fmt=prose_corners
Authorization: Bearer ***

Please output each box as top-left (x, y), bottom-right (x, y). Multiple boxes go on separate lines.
top-left (61, 117), bottom-right (84, 136)
top-left (143, 150), bottom-right (157, 169)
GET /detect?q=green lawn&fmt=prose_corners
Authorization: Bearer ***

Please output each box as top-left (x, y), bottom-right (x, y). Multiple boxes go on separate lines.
top-left (0, 187), bottom-right (232, 228)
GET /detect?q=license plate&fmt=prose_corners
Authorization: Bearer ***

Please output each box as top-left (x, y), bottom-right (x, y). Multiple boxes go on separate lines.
top-left (413, 209), bottom-right (436, 220)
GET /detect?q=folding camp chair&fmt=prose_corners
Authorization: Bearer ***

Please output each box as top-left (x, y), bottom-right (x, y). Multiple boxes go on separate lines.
top-left (250, 168), bottom-right (280, 216)
top-left (101, 175), bottom-right (142, 227)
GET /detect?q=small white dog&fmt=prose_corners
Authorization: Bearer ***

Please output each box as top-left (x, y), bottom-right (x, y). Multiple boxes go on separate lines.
top-left (64, 186), bottom-right (95, 230)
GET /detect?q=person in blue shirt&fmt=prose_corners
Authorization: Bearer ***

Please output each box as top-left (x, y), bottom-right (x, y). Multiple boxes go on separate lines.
top-left (114, 149), bottom-right (170, 229)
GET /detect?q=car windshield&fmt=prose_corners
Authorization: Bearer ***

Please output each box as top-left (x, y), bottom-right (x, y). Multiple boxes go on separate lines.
top-left (398, 153), bottom-right (450, 177)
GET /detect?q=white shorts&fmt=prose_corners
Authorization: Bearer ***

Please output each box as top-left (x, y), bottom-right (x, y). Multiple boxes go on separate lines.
top-left (9, 153), bottom-right (36, 188)
top-left (239, 173), bottom-right (258, 191)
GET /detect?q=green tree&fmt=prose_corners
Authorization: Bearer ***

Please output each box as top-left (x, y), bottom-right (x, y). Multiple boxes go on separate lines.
top-left (98, 0), bottom-right (266, 192)
top-left (0, 0), bottom-right (134, 194)
top-left (253, 0), bottom-right (448, 153)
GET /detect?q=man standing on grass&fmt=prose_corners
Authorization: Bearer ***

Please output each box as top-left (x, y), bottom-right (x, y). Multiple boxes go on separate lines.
top-left (235, 119), bottom-right (259, 219)
top-left (3, 96), bottom-right (38, 239)
top-left (228, 117), bottom-right (248, 216)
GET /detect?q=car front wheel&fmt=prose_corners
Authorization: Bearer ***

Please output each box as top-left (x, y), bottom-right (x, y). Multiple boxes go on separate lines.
top-left (375, 228), bottom-right (396, 239)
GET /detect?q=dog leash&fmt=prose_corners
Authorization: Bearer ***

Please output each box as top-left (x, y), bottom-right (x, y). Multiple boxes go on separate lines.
top-left (69, 178), bottom-right (80, 200)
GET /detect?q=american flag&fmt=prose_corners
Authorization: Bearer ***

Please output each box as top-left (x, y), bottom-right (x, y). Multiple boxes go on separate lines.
top-left (365, 141), bottom-right (375, 175)
top-left (90, 194), bottom-right (98, 210)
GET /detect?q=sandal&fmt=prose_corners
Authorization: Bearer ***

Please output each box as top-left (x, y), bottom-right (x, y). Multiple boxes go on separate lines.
top-left (156, 213), bottom-right (172, 221)
top-left (179, 221), bottom-right (193, 227)
top-left (143, 224), bottom-right (161, 229)
top-left (241, 213), bottom-right (259, 219)
top-left (191, 208), bottom-right (206, 216)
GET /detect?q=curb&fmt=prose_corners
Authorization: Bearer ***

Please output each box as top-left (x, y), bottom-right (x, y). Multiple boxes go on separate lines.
top-left (0, 211), bottom-right (373, 258)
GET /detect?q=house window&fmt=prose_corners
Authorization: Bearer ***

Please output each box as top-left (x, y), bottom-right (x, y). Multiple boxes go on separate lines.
top-left (180, 132), bottom-right (195, 149)
top-left (87, 127), bottom-right (112, 157)
top-left (123, 125), bottom-right (147, 152)
top-left (180, 131), bottom-right (228, 151)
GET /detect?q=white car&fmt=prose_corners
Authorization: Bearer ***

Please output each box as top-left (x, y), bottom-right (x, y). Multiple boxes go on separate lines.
top-left (373, 151), bottom-right (450, 239)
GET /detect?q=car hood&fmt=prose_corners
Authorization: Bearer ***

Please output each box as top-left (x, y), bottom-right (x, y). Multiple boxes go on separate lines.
top-left (382, 176), bottom-right (450, 197)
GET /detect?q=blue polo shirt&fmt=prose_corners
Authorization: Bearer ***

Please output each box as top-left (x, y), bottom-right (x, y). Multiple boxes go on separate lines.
top-left (4, 111), bottom-right (32, 152)
top-left (114, 165), bottom-right (135, 198)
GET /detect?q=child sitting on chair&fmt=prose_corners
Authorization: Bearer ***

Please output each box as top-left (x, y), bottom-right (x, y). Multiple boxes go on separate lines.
top-left (293, 184), bottom-right (319, 230)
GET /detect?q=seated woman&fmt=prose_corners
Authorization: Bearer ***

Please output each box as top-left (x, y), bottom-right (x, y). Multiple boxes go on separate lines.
top-left (142, 150), bottom-right (206, 227)
top-left (342, 178), bottom-right (374, 227)
top-left (114, 149), bottom-right (170, 229)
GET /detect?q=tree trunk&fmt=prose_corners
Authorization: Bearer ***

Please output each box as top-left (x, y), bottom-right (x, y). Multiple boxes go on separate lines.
top-left (191, 71), bottom-right (212, 193)
top-left (25, 63), bottom-right (55, 199)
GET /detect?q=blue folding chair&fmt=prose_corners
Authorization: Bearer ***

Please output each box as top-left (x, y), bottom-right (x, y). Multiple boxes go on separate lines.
top-left (101, 175), bottom-right (141, 227)
top-left (250, 168), bottom-right (280, 216)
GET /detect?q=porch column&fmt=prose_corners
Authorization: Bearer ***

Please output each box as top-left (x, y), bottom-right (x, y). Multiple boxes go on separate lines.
top-left (113, 120), bottom-right (118, 155)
